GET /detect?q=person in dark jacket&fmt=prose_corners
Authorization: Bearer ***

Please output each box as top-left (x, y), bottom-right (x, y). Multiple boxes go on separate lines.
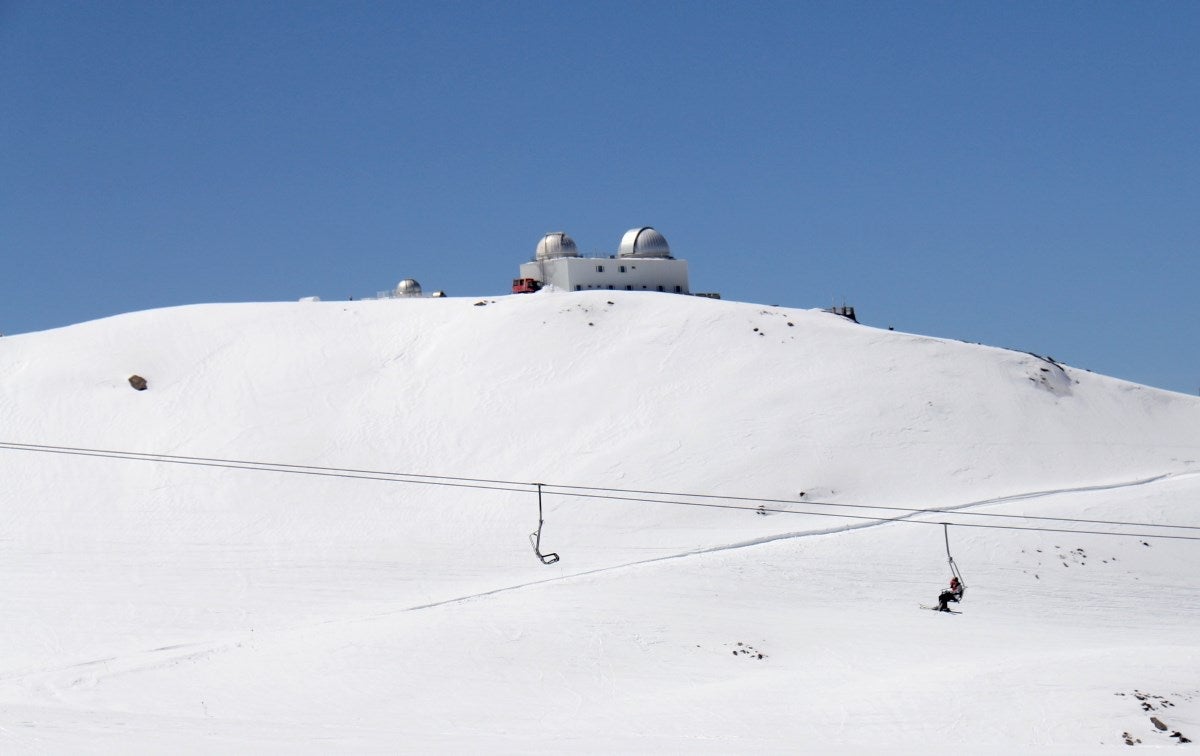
top-left (937, 576), bottom-right (964, 611)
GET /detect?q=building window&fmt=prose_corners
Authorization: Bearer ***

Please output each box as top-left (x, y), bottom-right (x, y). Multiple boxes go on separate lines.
top-left (619, 265), bottom-right (626, 273)
top-left (657, 285), bottom-right (664, 292)
top-left (625, 285), bottom-right (632, 290)
top-left (575, 285), bottom-right (582, 291)
top-left (674, 286), bottom-right (682, 293)
top-left (607, 285), bottom-right (614, 290)
top-left (596, 265), bottom-right (604, 273)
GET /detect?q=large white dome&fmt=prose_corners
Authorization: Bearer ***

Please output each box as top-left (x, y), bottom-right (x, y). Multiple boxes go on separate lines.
top-left (535, 232), bottom-right (579, 261)
top-left (395, 279), bottom-right (422, 297)
top-left (617, 227), bottom-right (671, 259)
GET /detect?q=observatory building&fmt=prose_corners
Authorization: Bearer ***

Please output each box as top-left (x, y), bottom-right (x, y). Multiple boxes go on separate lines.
top-left (394, 278), bottom-right (422, 297)
top-left (515, 227), bottom-right (690, 294)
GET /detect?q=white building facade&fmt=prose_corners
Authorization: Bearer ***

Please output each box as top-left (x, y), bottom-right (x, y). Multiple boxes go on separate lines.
top-left (518, 227), bottom-right (690, 294)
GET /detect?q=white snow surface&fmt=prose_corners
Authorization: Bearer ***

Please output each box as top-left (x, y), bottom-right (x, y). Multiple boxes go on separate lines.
top-left (1, 290), bottom-right (1199, 752)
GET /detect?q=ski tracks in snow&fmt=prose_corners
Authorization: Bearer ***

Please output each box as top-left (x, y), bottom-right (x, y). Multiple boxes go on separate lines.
top-left (344, 468), bottom-right (1199, 617)
top-left (3, 470), bottom-right (1192, 702)
top-left (0, 639), bottom-right (237, 711)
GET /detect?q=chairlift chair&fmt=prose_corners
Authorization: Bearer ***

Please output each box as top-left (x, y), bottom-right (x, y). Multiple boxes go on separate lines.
top-left (530, 483), bottom-right (560, 565)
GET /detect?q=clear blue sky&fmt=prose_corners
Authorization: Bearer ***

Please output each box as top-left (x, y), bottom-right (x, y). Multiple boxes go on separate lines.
top-left (2, 1), bottom-right (1197, 393)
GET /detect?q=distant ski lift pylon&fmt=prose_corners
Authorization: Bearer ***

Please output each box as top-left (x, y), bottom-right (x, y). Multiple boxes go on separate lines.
top-left (530, 483), bottom-right (560, 565)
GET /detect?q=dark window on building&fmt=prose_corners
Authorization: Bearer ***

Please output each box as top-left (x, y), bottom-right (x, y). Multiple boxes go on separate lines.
top-left (619, 265), bottom-right (626, 273)
top-left (607, 285), bottom-right (614, 290)
top-left (657, 285), bottom-right (664, 292)
top-left (575, 285), bottom-right (582, 291)
top-left (674, 286), bottom-right (682, 293)
top-left (625, 285), bottom-right (632, 290)
top-left (596, 265), bottom-right (604, 273)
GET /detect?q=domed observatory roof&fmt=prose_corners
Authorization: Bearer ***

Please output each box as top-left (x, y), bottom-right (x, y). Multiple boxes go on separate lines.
top-left (395, 278), bottom-right (422, 297)
top-left (535, 231), bottom-right (580, 261)
top-left (617, 227), bottom-right (671, 258)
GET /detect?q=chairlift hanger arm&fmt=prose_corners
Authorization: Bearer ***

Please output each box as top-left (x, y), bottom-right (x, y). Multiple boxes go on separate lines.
top-left (530, 482), bottom-right (560, 565)
top-left (943, 523), bottom-right (966, 589)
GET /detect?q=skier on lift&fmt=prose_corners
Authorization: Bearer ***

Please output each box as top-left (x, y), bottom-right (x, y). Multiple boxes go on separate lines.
top-left (936, 576), bottom-right (964, 612)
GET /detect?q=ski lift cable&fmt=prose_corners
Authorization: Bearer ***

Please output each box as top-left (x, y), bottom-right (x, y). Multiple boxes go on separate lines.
top-left (0, 442), bottom-right (532, 496)
top-left (539, 479), bottom-right (1200, 533)
top-left (543, 488), bottom-right (1200, 542)
top-left (538, 487), bottom-right (1200, 538)
top-left (2, 441), bottom-right (1199, 542)
top-left (0, 441), bottom-right (523, 489)
top-left (1, 440), bottom-right (1194, 532)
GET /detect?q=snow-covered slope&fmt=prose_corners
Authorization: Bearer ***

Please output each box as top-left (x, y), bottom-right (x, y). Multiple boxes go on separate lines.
top-left (1, 291), bottom-right (1198, 752)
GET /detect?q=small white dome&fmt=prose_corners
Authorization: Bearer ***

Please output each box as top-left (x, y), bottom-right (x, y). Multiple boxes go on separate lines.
top-left (535, 232), bottom-right (579, 261)
top-left (395, 279), bottom-right (422, 296)
top-left (617, 227), bottom-right (670, 258)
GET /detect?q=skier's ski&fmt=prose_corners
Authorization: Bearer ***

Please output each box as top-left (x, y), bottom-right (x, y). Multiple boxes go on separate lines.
top-left (919, 604), bottom-right (961, 614)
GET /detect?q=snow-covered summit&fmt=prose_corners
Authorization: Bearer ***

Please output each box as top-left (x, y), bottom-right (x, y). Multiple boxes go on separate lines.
top-left (1, 291), bottom-right (1198, 751)
top-left (5, 292), bottom-right (1194, 506)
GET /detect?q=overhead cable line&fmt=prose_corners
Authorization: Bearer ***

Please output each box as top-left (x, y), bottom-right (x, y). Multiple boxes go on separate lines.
top-left (2, 441), bottom-right (1198, 542)
top-left (539, 488), bottom-right (1200, 541)
top-left (0, 441), bottom-right (530, 495)
top-left (2, 441), bottom-right (1191, 532)
top-left (537, 478), bottom-right (1200, 532)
